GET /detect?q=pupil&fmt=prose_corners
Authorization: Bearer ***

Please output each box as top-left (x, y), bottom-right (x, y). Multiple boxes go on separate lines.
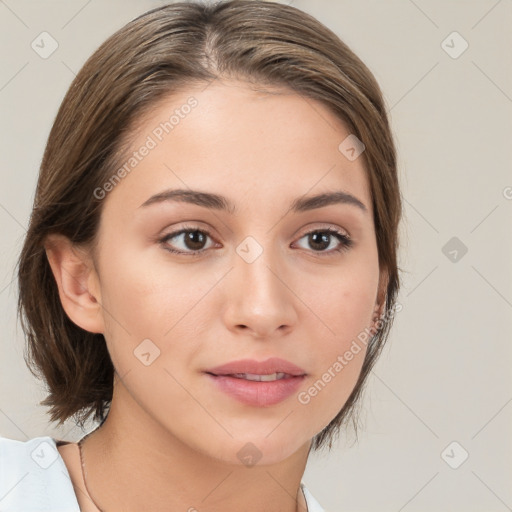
top-left (186, 231), bottom-right (206, 250)
top-left (310, 232), bottom-right (329, 250)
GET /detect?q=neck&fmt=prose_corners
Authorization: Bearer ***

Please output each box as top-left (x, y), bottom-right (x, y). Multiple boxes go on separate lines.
top-left (81, 376), bottom-right (311, 512)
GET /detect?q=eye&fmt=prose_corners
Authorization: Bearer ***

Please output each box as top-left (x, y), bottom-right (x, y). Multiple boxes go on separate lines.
top-left (159, 225), bottom-right (216, 256)
top-left (294, 228), bottom-right (353, 255)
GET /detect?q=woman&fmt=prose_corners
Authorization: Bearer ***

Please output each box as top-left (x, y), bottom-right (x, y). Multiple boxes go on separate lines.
top-left (1, 1), bottom-right (402, 510)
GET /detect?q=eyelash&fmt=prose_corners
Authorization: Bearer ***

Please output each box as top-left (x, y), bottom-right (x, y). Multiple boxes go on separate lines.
top-left (158, 224), bottom-right (353, 257)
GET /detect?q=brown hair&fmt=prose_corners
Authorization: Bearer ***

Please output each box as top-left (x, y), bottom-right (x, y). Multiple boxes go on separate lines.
top-left (17, 0), bottom-right (402, 451)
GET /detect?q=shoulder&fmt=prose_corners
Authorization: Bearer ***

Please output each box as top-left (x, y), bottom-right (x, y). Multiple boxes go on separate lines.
top-left (0, 435), bottom-right (80, 512)
top-left (301, 482), bottom-right (327, 512)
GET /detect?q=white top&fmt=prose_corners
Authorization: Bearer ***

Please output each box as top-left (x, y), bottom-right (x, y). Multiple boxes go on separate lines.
top-left (0, 436), bottom-right (325, 511)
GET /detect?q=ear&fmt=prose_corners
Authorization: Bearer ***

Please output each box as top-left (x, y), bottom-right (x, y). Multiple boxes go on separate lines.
top-left (44, 234), bottom-right (104, 334)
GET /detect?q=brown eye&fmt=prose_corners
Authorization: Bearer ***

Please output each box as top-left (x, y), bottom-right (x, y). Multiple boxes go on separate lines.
top-left (295, 228), bottom-right (353, 255)
top-left (159, 227), bottom-right (214, 255)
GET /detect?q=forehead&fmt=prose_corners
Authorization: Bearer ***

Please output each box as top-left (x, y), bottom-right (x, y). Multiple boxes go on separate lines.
top-left (102, 79), bottom-right (372, 219)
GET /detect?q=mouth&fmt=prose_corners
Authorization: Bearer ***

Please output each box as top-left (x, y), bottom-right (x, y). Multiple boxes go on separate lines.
top-left (205, 373), bottom-right (306, 407)
top-left (204, 358), bottom-right (307, 407)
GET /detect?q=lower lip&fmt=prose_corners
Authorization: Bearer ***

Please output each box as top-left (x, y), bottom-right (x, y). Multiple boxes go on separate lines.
top-left (206, 373), bottom-right (306, 407)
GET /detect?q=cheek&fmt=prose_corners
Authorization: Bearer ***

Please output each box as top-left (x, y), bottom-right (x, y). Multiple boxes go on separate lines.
top-left (98, 240), bottom-right (186, 329)
top-left (297, 287), bottom-right (372, 436)
top-left (295, 259), bottom-right (378, 424)
top-left (96, 242), bottom-right (214, 371)
top-left (306, 261), bottom-right (378, 350)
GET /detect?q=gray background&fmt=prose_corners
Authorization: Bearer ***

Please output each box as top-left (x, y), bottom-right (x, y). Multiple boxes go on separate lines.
top-left (1, 1), bottom-right (511, 511)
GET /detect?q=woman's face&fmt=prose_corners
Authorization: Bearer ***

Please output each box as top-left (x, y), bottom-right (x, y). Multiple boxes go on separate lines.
top-left (89, 79), bottom-right (384, 465)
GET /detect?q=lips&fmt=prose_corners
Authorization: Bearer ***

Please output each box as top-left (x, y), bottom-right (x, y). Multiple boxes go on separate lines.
top-left (206, 357), bottom-right (307, 378)
top-left (204, 357), bottom-right (307, 407)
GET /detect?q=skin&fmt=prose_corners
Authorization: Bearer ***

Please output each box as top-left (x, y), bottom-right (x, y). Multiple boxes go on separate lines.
top-left (47, 79), bottom-right (387, 512)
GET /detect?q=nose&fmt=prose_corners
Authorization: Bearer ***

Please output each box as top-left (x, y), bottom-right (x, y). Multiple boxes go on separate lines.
top-left (222, 241), bottom-right (298, 339)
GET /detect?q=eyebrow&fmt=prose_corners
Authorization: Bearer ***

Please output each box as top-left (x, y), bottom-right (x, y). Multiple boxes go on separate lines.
top-left (139, 188), bottom-right (368, 215)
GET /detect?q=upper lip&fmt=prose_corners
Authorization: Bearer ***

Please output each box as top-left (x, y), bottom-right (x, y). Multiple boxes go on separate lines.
top-left (206, 357), bottom-right (307, 377)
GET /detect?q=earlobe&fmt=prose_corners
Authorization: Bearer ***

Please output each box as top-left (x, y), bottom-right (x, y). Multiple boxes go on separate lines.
top-left (44, 234), bottom-right (104, 334)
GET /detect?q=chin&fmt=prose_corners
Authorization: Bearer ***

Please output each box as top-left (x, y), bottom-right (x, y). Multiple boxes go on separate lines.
top-left (205, 433), bottom-right (308, 468)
